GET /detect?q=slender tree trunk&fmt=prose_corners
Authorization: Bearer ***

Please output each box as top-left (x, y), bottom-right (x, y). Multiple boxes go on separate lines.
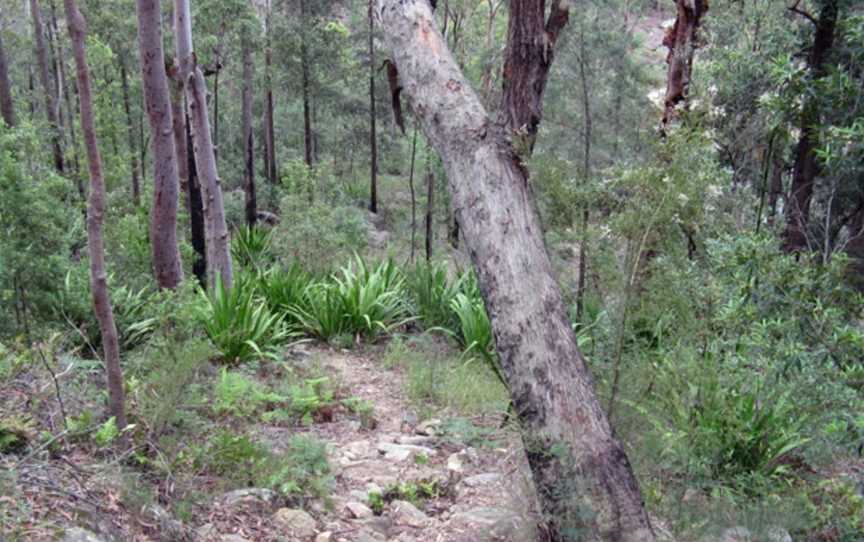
top-left (661, 0), bottom-right (708, 132)
top-left (56, 33), bottom-right (82, 182)
top-left (242, 34), bottom-right (256, 227)
top-left (374, 3), bottom-right (655, 539)
top-left (0, 31), bottom-right (16, 127)
top-left (264, 3), bottom-right (277, 184)
top-left (767, 151), bottom-right (784, 227)
top-left (847, 201), bottom-right (864, 290)
top-left (499, 0), bottom-right (569, 154)
top-left (212, 68), bottom-right (219, 164)
top-left (175, 0), bottom-right (233, 289)
top-left (187, 116), bottom-right (206, 286)
top-left (300, 0), bottom-right (313, 167)
top-left (424, 169), bottom-right (434, 262)
top-left (408, 125), bottom-right (418, 262)
top-left (136, 0), bottom-right (184, 290)
top-left (575, 17), bottom-right (592, 325)
top-left (63, 0), bottom-right (126, 430)
top-left (368, 0), bottom-right (378, 213)
top-left (119, 58), bottom-right (141, 207)
top-left (782, 0), bottom-right (838, 253)
top-left (31, 0), bottom-right (65, 172)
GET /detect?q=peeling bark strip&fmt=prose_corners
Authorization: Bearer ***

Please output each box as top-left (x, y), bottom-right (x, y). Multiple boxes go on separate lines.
top-left (374, 2), bottom-right (654, 540)
top-left (175, 0), bottom-right (233, 290)
top-left (63, 0), bottom-right (127, 430)
top-left (661, 0), bottom-right (708, 131)
top-left (136, 0), bottom-right (184, 290)
top-left (782, 0), bottom-right (838, 253)
top-left (500, 0), bottom-right (569, 153)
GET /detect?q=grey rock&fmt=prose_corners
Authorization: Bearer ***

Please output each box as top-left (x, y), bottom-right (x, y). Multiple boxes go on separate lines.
top-left (359, 516), bottom-right (393, 537)
top-left (195, 523), bottom-right (219, 542)
top-left (343, 440), bottom-right (374, 459)
top-left (766, 528), bottom-right (793, 542)
top-left (219, 488), bottom-right (276, 508)
top-left (273, 508), bottom-right (317, 539)
top-left (377, 442), bottom-right (436, 462)
top-left (447, 451), bottom-right (468, 474)
top-left (315, 533), bottom-right (334, 542)
top-left (61, 528), bottom-right (107, 542)
top-left (450, 507), bottom-right (528, 541)
top-left (219, 536), bottom-right (250, 542)
top-left (344, 501), bottom-right (374, 519)
top-left (395, 435), bottom-right (437, 446)
top-left (415, 419), bottom-right (441, 436)
top-left (389, 500), bottom-right (429, 528)
top-left (461, 473), bottom-right (502, 487)
top-left (142, 504), bottom-right (186, 539)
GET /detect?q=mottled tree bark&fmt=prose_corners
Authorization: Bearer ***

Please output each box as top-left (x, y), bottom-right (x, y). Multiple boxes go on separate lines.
top-left (175, 0), bottom-right (233, 289)
top-left (368, 0), bottom-right (379, 214)
top-left (63, 0), bottom-right (127, 430)
top-left (782, 0), bottom-right (837, 253)
top-left (500, 0), bottom-right (569, 153)
top-left (186, 117), bottom-right (206, 286)
top-left (242, 33), bottom-right (256, 227)
top-left (31, 0), bottom-right (65, 172)
top-left (0, 31), bottom-right (16, 127)
top-left (119, 57), bottom-right (141, 207)
top-left (136, 0), bottom-right (184, 290)
top-left (661, 0), bottom-right (708, 132)
top-left (374, 3), bottom-right (654, 539)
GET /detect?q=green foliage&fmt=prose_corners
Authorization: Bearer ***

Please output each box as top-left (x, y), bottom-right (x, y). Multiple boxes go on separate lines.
top-left (198, 274), bottom-right (291, 364)
top-left (404, 261), bottom-right (463, 331)
top-left (256, 435), bottom-right (332, 504)
top-left (199, 429), bottom-right (268, 479)
top-left (93, 417), bottom-right (120, 447)
top-left (287, 377), bottom-right (334, 425)
top-left (232, 226), bottom-right (274, 270)
top-left (213, 369), bottom-right (285, 418)
top-left (0, 416), bottom-right (33, 454)
top-left (256, 264), bottom-right (315, 327)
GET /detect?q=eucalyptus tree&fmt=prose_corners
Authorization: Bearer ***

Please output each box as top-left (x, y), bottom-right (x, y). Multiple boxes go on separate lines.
top-left (372, 1), bottom-right (655, 539)
top-left (30, 0), bottom-right (64, 171)
top-left (0, 29), bottom-right (15, 127)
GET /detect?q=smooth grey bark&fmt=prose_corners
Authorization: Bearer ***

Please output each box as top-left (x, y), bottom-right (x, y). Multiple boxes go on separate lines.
top-left (31, 0), bottom-right (64, 172)
top-left (63, 0), bottom-right (127, 430)
top-left (135, 0), bottom-right (184, 290)
top-left (0, 30), bottom-right (16, 127)
top-left (174, 0), bottom-right (233, 289)
top-left (374, 2), bottom-right (654, 540)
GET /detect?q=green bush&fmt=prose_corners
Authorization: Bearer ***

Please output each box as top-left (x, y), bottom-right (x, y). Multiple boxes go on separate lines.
top-left (232, 225), bottom-right (274, 270)
top-left (256, 435), bottom-right (332, 505)
top-left (257, 264), bottom-right (315, 327)
top-left (213, 369), bottom-right (285, 418)
top-left (404, 261), bottom-right (463, 331)
top-left (197, 274), bottom-right (291, 364)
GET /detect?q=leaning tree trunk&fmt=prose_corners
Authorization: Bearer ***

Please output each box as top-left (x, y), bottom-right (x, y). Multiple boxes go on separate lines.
top-left (175, 0), bottom-right (233, 289)
top-left (119, 57), bottom-right (141, 207)
top-left (499, 0), bottom-right (569, 154)
top-left (374, 3), bottom-right (654, 540)
top-left (0, 31), bottom-right (16, 127)
top-left (782, 0), bottom-right (837, 253)
top-left (660, 0), bottom-right (708, 132)
top-left (135, 0), bottom-right (184, 290)
top-left (368, 0), bottom-right (379, 213)
top-left (242, 33), bottom-right (256, 227)
top-left (63, 0), bottom-right (127, 430)
top-left (31, 0), bottom-right (64, 172)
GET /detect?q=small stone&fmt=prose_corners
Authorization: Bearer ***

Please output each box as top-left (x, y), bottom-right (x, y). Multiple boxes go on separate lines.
top-left (273, 508), bottom-right (317, 539)
top-left (315, 532), bottom-right (334, 542)
top-left (142, 503), bottom-right (185, 539)
top-left (61, 528), bottom-right (106, 542)
top-left (360, 516), bottom-right (393, 537)
top-left (377, 442), bottom-right (436, 462)
top-left (415, 419), bottom-right (441, 436)
top-left (461, 473), bottom-right (502, 487)
top-left (344, 501), bottom-right (374, 519)
top-left (447, 451), bottom-right (467, 474)
top-left (390, 500), bottom-right (429, 528)
top-left (395, 435), bottom-right (437, 446)
top-left (353, 530), bottom-right (386, 542)
top-left (766, 528), bottom-right (792, 542)
top-left (195, 523), bottom-right (219, 541)
top-left (343, 440), bottom-right (374, 459)
top-left (720, 527), bottom-right (753, 541)
top-left (219, 488), bottom-right (276, 508)
top-left (220, 536), bottom-right (250, 542)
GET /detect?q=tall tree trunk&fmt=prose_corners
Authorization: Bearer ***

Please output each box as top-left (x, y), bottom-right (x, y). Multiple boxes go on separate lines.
top-left (767, 151), bottom-right (784, 227)
top-left (847, 201), bottom-right (864, 290)
top-left (136, 0), bottom-right (184, 290)
top-left (660, 0), bottom-right (708, 132)
top-left (55, 32), bottom-right (82, 183)
top-left (119, 57), bottom-right (141, 207)
top-left (31, 0), bottom-right (65, 172)
top-left (0, 31), bottom-right (16, 127)
top-left (300, 0), bottom-right (313, 166)
top-left (374, 3), bottom-right (655, 539)
top-left (368, 0), bottom-right (378, 213)
top-left (499, 0), bottom-right (569, 154)
top-left (782, 0), bottom-right (838, 253)
top-left (63, 0), bottom-right (126, 430)
top-left (212, 68), bottom-right (219, 164)
top-left (242, 34), bottom-right (256, 227)
top-left (175, 0), bottom-right (233, 289)
top-left (575, 18), bottom-right (592, 325)
top-left (186, 116), bottom-right (206, 286)
top-left (424, 169), bottom-right (434, 262)
top-left (408, 125), bottom-right (418, 262)
top-left (264, 2), bottom-right (277, 184)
